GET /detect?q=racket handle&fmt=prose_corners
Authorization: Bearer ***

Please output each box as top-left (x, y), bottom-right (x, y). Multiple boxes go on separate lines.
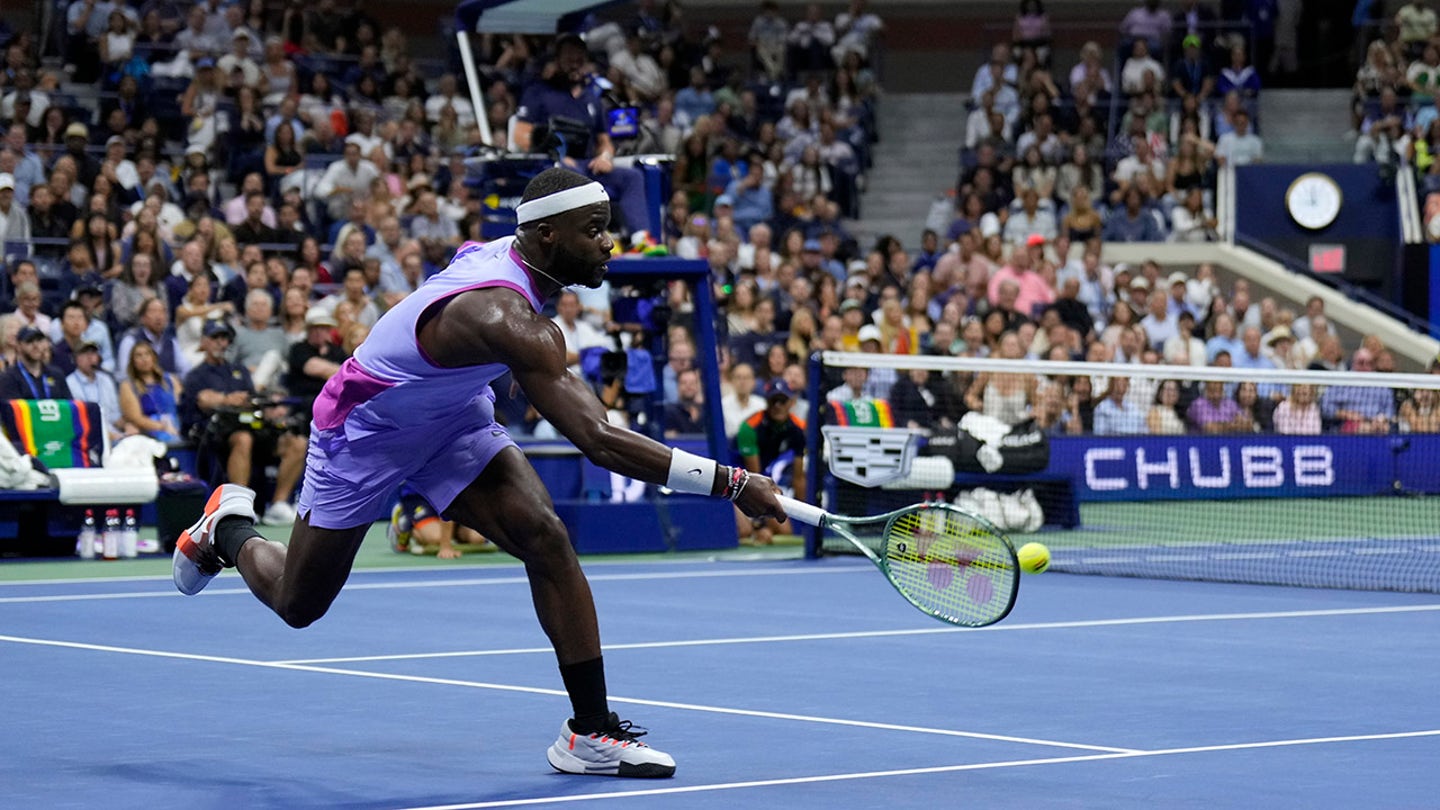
top-left (777, 495), bottom-right (827, 527)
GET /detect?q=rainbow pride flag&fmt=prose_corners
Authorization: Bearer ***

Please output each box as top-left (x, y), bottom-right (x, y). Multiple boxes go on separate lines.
top-left (4, 400), bottom-right (101, 469)
top-left (826, 398), bottom-right (894, 428)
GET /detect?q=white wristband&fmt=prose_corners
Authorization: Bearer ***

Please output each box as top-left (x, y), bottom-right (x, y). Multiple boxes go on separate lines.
top-left (666, 448), bottom-right (717, 495)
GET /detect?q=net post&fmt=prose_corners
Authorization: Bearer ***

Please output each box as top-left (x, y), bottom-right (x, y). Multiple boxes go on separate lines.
top-left (803, 351), bottom-right (825, 558)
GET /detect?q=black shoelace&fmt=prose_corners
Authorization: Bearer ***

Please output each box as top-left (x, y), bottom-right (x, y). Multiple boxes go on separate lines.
top-left (599, 716), bottom-right (649, 742)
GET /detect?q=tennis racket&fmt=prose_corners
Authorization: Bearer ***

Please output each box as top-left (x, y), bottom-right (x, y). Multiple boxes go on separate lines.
top-left (779, 495), bottom-right (1019, 627)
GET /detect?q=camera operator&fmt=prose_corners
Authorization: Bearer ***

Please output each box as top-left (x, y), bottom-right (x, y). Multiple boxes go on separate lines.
top-left (513, 34), bottom-right (653, 243)
top-left (180, 318), bottom-right (305, 524)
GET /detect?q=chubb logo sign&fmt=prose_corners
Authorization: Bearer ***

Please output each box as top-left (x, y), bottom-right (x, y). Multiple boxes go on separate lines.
top-left (1082, 445), bottom-right (1336, 492)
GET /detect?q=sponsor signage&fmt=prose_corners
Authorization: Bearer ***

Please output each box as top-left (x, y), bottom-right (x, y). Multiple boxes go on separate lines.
top-left (1048, 435), bottom-right (1440, 501)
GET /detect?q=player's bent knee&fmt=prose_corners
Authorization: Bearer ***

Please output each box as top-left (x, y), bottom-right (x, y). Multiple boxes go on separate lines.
top-left (275, 596), bottom-right (334, 629)
top-left (513, 510), bottom-right (574, 564)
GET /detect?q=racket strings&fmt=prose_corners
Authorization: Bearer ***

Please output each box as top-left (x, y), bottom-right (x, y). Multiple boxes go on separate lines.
top-left (883, 507), bottom-right (1018, 626)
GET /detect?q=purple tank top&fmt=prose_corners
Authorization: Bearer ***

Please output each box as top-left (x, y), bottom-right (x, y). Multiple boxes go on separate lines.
top-left (313, 238), bottom-right (546, 439)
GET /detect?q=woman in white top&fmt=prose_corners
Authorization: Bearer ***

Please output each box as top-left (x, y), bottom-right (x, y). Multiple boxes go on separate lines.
top-left (260, 37), bottom-right (297, 107)
top-left (725, 279), bottom-right (760, 336)
top-left (721, 362), bottom-right (766, 439)
top-left (965, 331), bottom-right (1038, 426)
top-left (1162, 310), bottom-right (1207, 366)
top-left (1147, 379), bottom-right (1187, 435)
top-left (99, 9), bottom-right (136, 78)
top-left (174, 274), bottom-right (234, 370)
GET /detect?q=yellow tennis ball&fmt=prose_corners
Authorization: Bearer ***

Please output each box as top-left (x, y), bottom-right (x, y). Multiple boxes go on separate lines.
top-left (1017, 542), bottom-right (1050, 574)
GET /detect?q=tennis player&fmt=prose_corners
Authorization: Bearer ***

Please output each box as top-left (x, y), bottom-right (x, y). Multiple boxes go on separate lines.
top-left (171, 167), bottom-right (787, 778)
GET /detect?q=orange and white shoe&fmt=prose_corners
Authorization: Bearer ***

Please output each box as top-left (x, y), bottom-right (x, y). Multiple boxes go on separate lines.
top-left (172, 484), bottom-right (257, 596)
top-left (546, 713), bottom-right (676, 778)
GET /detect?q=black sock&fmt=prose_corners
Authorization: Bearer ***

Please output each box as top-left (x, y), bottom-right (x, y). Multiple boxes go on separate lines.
top-left (559, 656), bottom-right (609, 732)
top-left (214, 515), bottom-right (260, 567)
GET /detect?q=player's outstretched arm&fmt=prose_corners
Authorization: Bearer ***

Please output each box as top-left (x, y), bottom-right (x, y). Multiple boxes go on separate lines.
top-left (426, 288), bottom-right (785, 520)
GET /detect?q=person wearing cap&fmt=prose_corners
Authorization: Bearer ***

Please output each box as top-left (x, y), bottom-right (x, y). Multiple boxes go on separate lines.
top-left (512, 35), bottom-right (652, 241)
top-left (711, 194), bottom-right (735, 219)
top-left (0, 172), bottom-right (29, 243)
top-left (66, 337), bottom-right (126, 444)
top-left (315, 137), bottom-right (380, 221)
top-left (854, 323), bottom-right (900, 398)
top-left (285, 306), bottom-right (347, 424)
top-left (99, 134), bottom-right (140, 197)
top-left (0, 326), bottom-right (72, 401)
top-left (1169, 33), bottom-right (1214, 103)
top-left (61, 123), bottom-right (102, 188)
top-left (217, 27), bottom-right (261, 87)
top-left (836, 297), bottom-right (867, 351)
top-left (181, 317), bottom-right (305, 524)
top-left (735, 378), bottom-right (808, 545)
top-left (61, 282), bottom-right (116, 371)
top-left (1263, 324), bottom-right (1300, 370)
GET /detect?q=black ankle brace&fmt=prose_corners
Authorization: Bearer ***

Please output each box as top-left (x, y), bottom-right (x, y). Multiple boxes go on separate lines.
top-left (214, 515), bottom-right (260, 567)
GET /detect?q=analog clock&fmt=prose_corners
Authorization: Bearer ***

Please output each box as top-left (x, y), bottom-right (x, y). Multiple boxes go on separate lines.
top-left (1284, 172), bottom-right (1342, 230)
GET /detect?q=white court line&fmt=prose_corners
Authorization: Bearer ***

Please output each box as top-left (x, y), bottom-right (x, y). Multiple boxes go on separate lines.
top-left (392, 729), bottom-right (1440, 810)
top-left (0, 566), bottom-right (864, 604)
top-left (0, 633), bottom-right (1132, 754)
top-left (273, 603), bottom-right (1440, 665)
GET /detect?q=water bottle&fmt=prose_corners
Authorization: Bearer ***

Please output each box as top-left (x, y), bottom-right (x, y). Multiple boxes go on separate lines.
top-left (77, 510), bottom-right (97, 560)
top-left (121, 509), bottom-right (139, 559)
top-left (102, 509), bottom-right (120, 560)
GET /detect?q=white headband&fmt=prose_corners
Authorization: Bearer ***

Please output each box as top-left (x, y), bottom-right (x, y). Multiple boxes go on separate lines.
top-left (515, 182), bottom-right (610, 224)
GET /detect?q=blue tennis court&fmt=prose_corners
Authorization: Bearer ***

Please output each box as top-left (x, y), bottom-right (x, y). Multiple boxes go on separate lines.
top-left (3, 555), bottom-right (1437, 808)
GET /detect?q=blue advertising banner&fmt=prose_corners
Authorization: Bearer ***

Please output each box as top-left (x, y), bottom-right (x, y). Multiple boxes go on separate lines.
top-left (1048, 434), bottom-right (1440, 502)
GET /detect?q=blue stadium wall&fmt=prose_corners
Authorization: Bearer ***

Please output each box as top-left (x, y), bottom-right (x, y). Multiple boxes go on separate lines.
top-left (1233, 164), bottom-right (1401, 300)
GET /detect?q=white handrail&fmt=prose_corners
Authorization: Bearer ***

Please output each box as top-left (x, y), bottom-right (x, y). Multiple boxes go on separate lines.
top-left (817, 352), bottom-right (1440, 390)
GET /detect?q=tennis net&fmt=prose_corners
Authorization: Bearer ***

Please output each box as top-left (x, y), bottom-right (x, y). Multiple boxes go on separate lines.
top-left (805, 352), bottom-right (1440, 593)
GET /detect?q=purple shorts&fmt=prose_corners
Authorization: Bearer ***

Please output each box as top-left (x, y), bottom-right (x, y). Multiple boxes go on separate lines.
top-left (296, 416), bottom-right (517, 530)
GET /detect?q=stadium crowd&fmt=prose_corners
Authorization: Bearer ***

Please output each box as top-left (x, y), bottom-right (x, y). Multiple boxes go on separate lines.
top-left (0, 0), bottom-right (1436, 522)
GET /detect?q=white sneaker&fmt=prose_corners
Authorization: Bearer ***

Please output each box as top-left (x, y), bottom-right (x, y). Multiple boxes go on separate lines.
top-left (261, 500), bottom-right (297, 525)
top-left (546, 713), bottom-right (676, 778)
top-left (173, 484), bottom-right (257, 596)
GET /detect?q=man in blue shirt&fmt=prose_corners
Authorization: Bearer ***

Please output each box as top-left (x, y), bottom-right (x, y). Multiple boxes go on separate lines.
top-left (725, 169), bottom-right (773, 235)
top-left (513, 35), bottom-right (651, 242)
top-left (1231, 325), bottom-right (1281, 399)
top-left (1102, 187), bottom-right (1166, 242)
top-left (1321, 348), bottom-right (1395, 433)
